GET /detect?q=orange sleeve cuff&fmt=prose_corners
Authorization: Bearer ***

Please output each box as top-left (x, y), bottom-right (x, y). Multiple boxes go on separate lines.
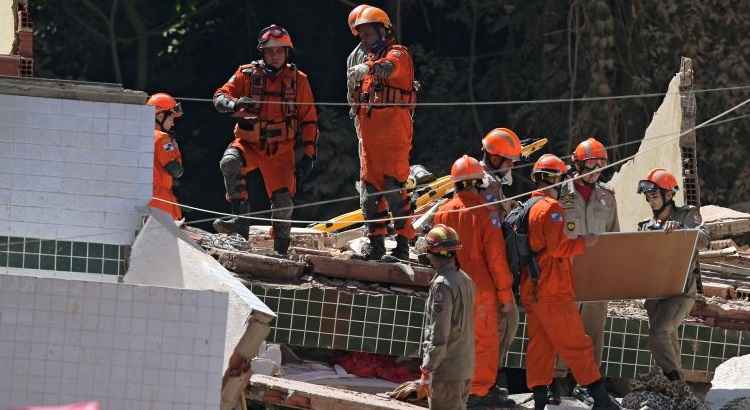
top-left (497, 290), bottom-right (513, 305)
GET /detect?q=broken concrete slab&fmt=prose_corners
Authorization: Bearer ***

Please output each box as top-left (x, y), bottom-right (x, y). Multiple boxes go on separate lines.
top-left (247, 374), bottom-right (425, 410)
top-left (305, 254), bottom-right (434, 288)
top-left (211, 248), bottom-right (306, 281)
top-left (705, 354), bottom-right (750, 409)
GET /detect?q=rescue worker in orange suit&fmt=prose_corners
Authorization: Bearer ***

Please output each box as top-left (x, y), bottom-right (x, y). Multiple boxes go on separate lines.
top-left (522, 154), bottom-right (618, 409)
top-left (433, 155), bottom-right (516, 408)
top-left (146, 93), bottom-right (184, 221)
top-left (478, 127), bottom-right (523, 386)
top-left (637, 168), bottom-right (709, 381)
top-left (212, 25), bottom-right (319, 255)
top-left (348, 6), bottom-right (417, 260)
top-left (347, 4), bottom-right (391, 242)
top-left (554, 138), bottom-right (619, 397)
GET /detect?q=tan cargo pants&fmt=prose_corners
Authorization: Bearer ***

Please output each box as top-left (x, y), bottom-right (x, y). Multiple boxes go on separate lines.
top-left (430, 380), bottom-right (471, 410)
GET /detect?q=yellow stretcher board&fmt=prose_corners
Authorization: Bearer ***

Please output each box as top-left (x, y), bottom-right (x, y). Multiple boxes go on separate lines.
top-left (312, 138), bottom-right (548, 233)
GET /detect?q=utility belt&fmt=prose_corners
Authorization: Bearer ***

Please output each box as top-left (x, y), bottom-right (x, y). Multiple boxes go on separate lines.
top-left (235, 117), bottom-right (296, 154)
top-left (356, 84), bottom-right (416, 115)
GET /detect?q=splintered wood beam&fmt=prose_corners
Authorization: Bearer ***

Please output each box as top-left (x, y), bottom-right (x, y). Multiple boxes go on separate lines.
top-left (247, 374), bottom-right (425, 410)
top-left (304, 254), bottom-right (434, 288)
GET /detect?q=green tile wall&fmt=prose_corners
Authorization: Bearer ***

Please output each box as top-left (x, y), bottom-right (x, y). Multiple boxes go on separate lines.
top-left (0, 236), bottom-right (130, 276)
top-left (249, 282), bottom-right (750, 381)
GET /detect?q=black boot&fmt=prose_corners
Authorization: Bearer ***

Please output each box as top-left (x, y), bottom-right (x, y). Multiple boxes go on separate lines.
top-left (362, 235), bottom-right (386, 260)
top-left (213, 200), bottom-right (250, 239)
top-left (388, 235), bottom-right (410, 261)
top-left (587, 379), bottom-right (619, 409)
top-left (532, 386), bottom-right (550, 410)
top-left (273, 237), bottom-right (291, 256)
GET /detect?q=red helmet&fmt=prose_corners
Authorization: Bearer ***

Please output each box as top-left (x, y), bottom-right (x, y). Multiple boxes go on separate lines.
top-left (482, 128), bottom-right (522, 161)
top-left (638, 168), bottom-right (679, 194)
top-left (353, 6), bottom-right (392, 31)
top-left (451, 155), bottom-right (484, 183)
top-left (415, 224), bottom-right (462, 255)
top-left (146, 93), bottom-right (182, 117)
top-left (257, 24), bottom-right (294, 50)
top-left (348, 4), bottom-right (371, 36)
top-left (573, 137), bottom-right (608, 161)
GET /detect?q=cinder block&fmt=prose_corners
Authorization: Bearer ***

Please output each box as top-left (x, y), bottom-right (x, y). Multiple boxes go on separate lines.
top-left (108, 150), bottom-right (140, 168)
top-left (108, 103), bottom-right (126, 119)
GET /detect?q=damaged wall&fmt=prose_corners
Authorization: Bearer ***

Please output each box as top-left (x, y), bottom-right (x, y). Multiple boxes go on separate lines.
top-left (0, 274), bottom-right (226, 409)
top-left (610, 72), bottom-right (685, 231)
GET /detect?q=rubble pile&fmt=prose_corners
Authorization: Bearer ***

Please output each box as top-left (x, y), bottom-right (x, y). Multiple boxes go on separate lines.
top-left (621, 368), bottom-right (708, 410)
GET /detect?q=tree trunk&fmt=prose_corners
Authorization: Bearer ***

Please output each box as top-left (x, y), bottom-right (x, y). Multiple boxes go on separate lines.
top-left (123, 0), bottom-right (148, 90)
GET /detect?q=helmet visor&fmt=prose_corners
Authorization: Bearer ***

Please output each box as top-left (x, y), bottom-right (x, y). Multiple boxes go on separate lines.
top-left (532, 171), bottom-right (562, 185)
top-left (582, 158), bottom-right (606, 171)
top-left (637, 180), bottom-right (659, 194)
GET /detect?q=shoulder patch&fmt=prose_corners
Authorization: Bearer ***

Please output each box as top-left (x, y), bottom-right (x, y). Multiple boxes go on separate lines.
top-left (163, 142), bottom-right (175, 152)
top-left (566, 221), bottom-right (576, 231)
top-left (550, 212), bottom-right (563, 223)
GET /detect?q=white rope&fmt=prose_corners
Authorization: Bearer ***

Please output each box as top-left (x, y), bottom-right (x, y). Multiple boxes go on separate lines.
top-left (152, 96), bottom-right (750, 224)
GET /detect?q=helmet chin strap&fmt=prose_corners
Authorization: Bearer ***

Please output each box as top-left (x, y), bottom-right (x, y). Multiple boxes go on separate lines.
top-left (651, 190), bottom-right (674, 218)
top-left (156, 112), bottom-right (174, 134)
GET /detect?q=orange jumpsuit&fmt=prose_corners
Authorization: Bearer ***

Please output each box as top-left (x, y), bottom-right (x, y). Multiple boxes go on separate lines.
top-left (214, 63), bottom-right (318, 198)
top-left (520, 192), bottom-right (601, 389)
top-left (434, 190), bottom-right (514, 396)
top-left (149, 129), bottom-right (183, 220)
top-left (355, 42), bottom-right (416, 239)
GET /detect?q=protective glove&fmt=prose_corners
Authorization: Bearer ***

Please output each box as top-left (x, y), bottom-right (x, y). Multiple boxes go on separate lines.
top-left (416, 369), bottom-right (432, 400)
top-left (296, 155), bottom-right (315, 182)
top-left (234, 96), bottom-right (256, 112)
top-left (663, 220), bottom-right (683, 233)
top-left (347, 63), bottom-right (370, 83)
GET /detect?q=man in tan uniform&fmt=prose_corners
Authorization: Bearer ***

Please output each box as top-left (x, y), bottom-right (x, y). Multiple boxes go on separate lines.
top-left (556, 138), bottom-right (618, 395)
top-left (637, 168), bottom-right (709, 381)
top-left (415, 224), bottom-right (475, 410)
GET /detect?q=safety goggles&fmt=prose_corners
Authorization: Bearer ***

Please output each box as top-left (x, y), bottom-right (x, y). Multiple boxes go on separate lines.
top-left (581, 158), bottom-right (606, 171)
top-left (637, 180), bottom-right (659, 194)
top-left (259, 26), bottom-right (289, 42)
top-left (532, 171), bottom-right (562, 185)
top-left (170, 102), bottom-right (183, 117)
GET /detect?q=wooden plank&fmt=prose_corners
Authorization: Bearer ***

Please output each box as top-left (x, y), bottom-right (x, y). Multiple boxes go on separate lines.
top-left (248, 374), bottom-right (425, 410)
top-left (305, 255), bottom-right (433, 288)
top-left (211, 248), bottom-right (306, 281)
top-left (573, 230), bottom-right (698, 301)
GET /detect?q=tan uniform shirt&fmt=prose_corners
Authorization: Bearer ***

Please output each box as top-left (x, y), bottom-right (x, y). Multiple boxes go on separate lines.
top-left (559, 179), bottom-right (619, 237)
top-left (421, 263), bottom-right (475, 382)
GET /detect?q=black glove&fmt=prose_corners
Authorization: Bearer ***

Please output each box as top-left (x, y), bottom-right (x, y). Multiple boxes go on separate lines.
top-left (296, 155), bottom-right (315, 182)
top-left (234, 96), bottom-right (256, 112)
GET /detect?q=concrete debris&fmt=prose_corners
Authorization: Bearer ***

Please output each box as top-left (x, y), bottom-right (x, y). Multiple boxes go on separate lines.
top-left (211, 248), bottom-right (306, 281)
top-left (304, 254), bottom-right (433, 288)
top-left (246, 374), bottom-right (426, 410)
top-left (705, 354), bottom-right (750, 409)
top-left (621, 368), bottom-right (708, 410)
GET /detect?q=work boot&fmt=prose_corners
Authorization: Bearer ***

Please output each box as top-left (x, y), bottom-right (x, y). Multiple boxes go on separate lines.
top-left (362, 235), bottom-right (386, 260)
top-left (388, 235), bottom-right (410, 261)
top-left (587, 379), bottom-right (620, 409)
top-left (273, 237), bottom-right (291, 256)
top-left (532, 386), bottom-right (550, 410)
top-left (467, 386), bottom-right (516, 409)
top-left (213, 200), bottom-right (250, 239)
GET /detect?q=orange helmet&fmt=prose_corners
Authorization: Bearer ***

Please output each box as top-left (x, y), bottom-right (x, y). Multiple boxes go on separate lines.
top-left (146, 93), bottom-right (182, 117)
top-left (257, 24), bottom-right (294, 49)
top-left (532, 154), bottom-right (568, 176)
top-left (573, 137), bottom-right (608, 161)
top-left (482, 128), bottom-right (522, 161)
top-left (348, 4), bottom-right (371, 36)
top-left (638, 168), bottom-right (679, 194)
top-left (415, 224), bottom-right (462, 255)
top-left (353, 6), bottom-right (392, 31)
top-left (451, 155), bottom-right (484, 183)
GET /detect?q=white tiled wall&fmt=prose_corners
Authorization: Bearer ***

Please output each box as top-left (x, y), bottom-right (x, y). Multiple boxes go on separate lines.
top-left (0, 94), bottom-right (153, 245)
top-left (0, 274), bottom-right (226, 409)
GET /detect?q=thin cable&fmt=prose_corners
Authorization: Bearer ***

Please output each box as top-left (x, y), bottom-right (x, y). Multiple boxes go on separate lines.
top-left (181, 111), bottom-right (750, 225)
top-left (152, 95), bottom-right (750, 224)
top-left (177, 84), bottom-right (750, 107)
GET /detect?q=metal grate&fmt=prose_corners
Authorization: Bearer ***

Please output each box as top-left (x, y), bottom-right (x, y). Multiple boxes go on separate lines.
top-left (18, 2), bottom-right (33, 29)
top-left (19, 58), bottom-right (33, 77)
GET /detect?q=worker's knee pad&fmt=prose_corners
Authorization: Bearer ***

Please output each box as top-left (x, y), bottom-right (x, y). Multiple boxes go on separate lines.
top-left (359, 182), bottom-right (381, 219)
top-left (271, 189), bottom-right (293, 219)
top-left (382, 176), bottom-right (410, 226)
top-left (219, 148), bottom-right (243, 177)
